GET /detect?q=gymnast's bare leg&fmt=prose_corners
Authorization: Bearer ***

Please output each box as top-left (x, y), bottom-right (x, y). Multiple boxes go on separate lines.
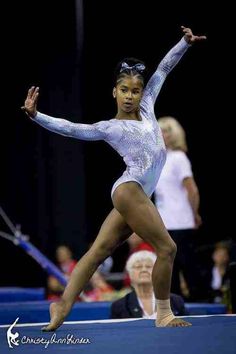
top-left (43, 181), bottom-right (191, 331)
top-left (42, 208), bottom-right (132, 331)
top-left (112, 182), bottom-right (191, 327)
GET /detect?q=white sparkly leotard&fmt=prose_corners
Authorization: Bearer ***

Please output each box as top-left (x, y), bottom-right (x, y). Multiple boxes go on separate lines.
top-left (33, 37), bottom-right (190, 198)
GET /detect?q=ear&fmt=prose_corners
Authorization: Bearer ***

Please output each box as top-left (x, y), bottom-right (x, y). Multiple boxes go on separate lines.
top-left (113, 87), bottom-right (116, 98)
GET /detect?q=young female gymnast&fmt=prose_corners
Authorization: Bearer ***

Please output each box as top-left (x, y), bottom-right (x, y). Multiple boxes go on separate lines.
top-left (22, 26), bottom-right (206, 329)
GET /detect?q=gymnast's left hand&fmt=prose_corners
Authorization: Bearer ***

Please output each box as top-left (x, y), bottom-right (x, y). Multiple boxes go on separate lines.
top-left (181, 26), bottom-right (207, 44)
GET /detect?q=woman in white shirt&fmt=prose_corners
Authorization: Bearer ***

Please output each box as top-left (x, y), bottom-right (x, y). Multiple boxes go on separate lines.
top-left (154, 116), bottom-right (202, 301)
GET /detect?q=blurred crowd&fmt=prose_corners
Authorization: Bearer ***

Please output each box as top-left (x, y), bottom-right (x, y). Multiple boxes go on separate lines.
top-left (47, 236), bottom-right (235, 317)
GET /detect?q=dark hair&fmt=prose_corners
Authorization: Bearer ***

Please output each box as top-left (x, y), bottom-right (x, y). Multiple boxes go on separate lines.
top-left (114, 57), bottom-right (147, 87)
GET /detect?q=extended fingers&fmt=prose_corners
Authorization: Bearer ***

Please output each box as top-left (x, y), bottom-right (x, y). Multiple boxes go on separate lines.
top-left (27, 86), bottom-right (39, 100)
top-left (181, 26), bottom-right (206, 40)
top-left (181, 25), bottom-right (191, 34)
top-left (32, 87), bottom-right (39, 101)
top-left (27, 86), bottom-right (35, 99)
top-left (191, 35), bottom-right (207, 43)
top-left (196, 35), bottom-right (207, 40)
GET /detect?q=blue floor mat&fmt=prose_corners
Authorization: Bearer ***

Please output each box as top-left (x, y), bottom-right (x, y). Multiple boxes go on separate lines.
top-left (0, 315), bottom-right (235, 354)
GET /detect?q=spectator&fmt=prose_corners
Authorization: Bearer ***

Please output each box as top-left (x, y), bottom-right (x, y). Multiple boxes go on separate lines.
top-left (210, 242), bottom-right (230, 304)
top-left (154, 116), bottom-right (202, 301)
top-left (111, 251), bottom-right (186, 318)
top-left (123, 233), bottom-right (154, 287)
top-left (84, 270), bottom-right (117, 302)
top-left (47, 245), bottom-right (77, 300)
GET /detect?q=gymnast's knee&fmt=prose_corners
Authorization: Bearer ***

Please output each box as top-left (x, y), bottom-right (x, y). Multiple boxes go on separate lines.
top-left (155, 240), bottom-right (177, 261)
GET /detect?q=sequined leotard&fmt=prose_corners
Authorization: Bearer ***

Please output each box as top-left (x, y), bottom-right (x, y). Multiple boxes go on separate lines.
top-left (33, 37), bottom-right (190, 198)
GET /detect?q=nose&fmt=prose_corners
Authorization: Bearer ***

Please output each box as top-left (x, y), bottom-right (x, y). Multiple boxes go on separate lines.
top-left (125, 91), bottom-right (132, 99)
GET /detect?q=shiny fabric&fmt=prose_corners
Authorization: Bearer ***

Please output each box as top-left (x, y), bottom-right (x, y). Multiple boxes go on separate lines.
top-left (33, 37), bottom-right (190, 198)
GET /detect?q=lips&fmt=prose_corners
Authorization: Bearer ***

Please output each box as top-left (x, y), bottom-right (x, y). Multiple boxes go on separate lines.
top-left (123, 102), bottom-right (132, 107)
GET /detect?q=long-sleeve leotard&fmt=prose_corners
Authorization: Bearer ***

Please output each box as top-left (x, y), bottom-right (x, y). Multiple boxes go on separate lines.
top-left (32, 37), bottom-right (190, 197)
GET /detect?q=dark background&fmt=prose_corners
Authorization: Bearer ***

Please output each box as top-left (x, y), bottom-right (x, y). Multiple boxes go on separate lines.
top-left (0, 1), bottom-right (232, 287)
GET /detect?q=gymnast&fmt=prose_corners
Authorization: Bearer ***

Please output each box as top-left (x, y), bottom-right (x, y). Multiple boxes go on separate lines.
top-left (22, 26), bottom-right (206, 330)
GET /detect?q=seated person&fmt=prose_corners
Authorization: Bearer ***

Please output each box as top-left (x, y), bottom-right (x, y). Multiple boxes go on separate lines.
top-left (123, 233), bottom-right (155, 287)
top-left (210, 242), bottom-right (230, 303)
top-left (111, 251), bottom-right (186, 319)
top-left (47, 245), bottom-right (77, 300)
top-left (83, 270), bottom-right (116, 301)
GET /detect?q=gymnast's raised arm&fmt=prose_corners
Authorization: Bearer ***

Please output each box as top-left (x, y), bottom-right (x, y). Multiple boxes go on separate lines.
top-left (142, 26), bottom-right (206, 109)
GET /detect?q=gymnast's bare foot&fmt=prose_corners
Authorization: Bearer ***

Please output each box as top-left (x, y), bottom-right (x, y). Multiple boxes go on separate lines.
top-left (156, 317), bottom-right (192, 327)
top-left (166, 318), bottom-right (192, 327)
top-left (41, 301), bottom-right (70, 332)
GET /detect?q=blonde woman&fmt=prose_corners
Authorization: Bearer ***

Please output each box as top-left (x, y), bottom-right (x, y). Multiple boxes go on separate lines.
top-left (154, 116), bottom-right (202, 301)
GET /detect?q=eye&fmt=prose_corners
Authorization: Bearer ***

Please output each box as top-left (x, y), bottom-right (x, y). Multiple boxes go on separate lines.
top-left (146, 265), bottom-right (153, 269)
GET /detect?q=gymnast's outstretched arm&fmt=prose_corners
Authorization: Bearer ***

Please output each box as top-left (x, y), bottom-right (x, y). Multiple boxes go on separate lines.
top-left (21, 86), bottom-right (108, 141)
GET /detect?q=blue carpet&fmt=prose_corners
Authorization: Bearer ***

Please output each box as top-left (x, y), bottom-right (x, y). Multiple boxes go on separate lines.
top-left (0, 316), bottom-right (235, 354)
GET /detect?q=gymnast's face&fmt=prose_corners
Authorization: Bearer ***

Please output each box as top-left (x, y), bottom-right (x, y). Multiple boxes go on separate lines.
top-left (113, 75), bottom-right (143, 114)
top-left (130, 259), bottom-right (154, 285)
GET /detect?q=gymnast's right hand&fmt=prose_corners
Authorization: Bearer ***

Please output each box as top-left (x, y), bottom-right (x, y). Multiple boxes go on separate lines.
top-left (21, 86), bottom-right (39, 118)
